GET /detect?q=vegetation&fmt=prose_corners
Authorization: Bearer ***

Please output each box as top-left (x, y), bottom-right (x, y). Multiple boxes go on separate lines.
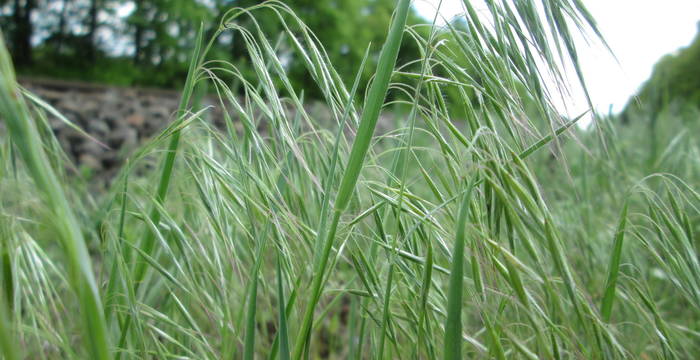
top-left (0, 0), bottom-right (427, 93)
top-left (625, 23), bottom-right (700, 116)
top-left (1, 1), bottom-right (700, 359)
top-left (621, 23), bottom-right (700, 168)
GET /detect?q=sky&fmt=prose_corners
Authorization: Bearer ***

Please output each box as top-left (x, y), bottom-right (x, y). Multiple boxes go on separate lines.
top-left (108, 0), bottom-right (699, 123)
top-left (413, 0), bottom-right (700, 121)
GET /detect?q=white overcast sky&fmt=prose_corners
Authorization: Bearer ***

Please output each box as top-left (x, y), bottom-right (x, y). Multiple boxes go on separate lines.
top-left (413, 0), bottom-right (700, 118)
top-left (112, 0), bottom-right (699, 120)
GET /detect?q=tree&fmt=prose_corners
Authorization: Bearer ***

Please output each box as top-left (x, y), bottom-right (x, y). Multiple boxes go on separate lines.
top-left (86, 0), bottom-right (99, 61)
top-left (0, 0), bottom-right (428, 92)
top-left (206, 0), bottom-right (426, 97)
top-left (10, 0), bottom-right (35, 66)
top-left (55, 0), bottom-right (71, 53)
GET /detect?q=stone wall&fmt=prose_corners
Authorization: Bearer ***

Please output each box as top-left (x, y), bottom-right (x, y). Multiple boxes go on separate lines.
top-left (18, 78), bottom-right (221, 177)
top-left (11, 78), bottom-right (396, 180)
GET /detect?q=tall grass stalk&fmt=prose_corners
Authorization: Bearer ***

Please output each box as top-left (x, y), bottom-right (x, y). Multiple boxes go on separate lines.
top-left (443, 180), bottom-right (475, 360)
top-left (601, 201), bottom-right (628, 322)
top-left (0, 34), bottom-right (110, 359)
top-left (292, 0), bottom-right (411, 357)
top-left (131, 24), bottom-right (206, 285)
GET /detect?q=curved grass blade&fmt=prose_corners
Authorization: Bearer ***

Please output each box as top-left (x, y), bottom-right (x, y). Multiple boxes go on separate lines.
top-left (292, 1), bottom-right (412, 358)
top-left (332, 0), bottom-right (411, 213)
top-left (132, 23), bottom-right (206, 285)
top-left (0, 32), bottom-right (110, 360)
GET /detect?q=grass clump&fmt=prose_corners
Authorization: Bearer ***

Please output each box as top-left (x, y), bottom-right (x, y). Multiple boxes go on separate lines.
top-left (0, 34), bottom-right (110, 360)
top-left (1, 1), bottom-right (700, 359)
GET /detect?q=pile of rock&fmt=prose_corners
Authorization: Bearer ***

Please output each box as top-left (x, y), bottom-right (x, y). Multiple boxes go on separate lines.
top-left (12, 78), bottom-right (397, 181)
top-left (19, 78), bottom-right (216, 178)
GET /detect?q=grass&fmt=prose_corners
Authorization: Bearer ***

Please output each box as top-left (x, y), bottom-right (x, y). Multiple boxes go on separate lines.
top-left (0, 35), bottom-right (110, 360)
top-left (1, 0), bottom-right (700, 359)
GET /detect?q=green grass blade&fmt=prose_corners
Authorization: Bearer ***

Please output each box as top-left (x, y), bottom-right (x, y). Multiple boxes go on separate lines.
top-left (517, 111), bottom-right (588, 160)
top-left (291, 1), bottom-right (411, 358)
top-left (0, 32), bottom-right (110, 360)
top-left (333, 0), bottom-right (411, 212)
top-left (276, 251), bottom-right (290, 360)
top-left (132, 23), bottom-right (206, 285)
top-left (443, 179), bottom-right (476, 360)
top-left (0, 287), bottom-right (18, 360)
top-left (243, 269), bottom-right (259, 360)
top-left (601, 201), bottom-right (629, 322)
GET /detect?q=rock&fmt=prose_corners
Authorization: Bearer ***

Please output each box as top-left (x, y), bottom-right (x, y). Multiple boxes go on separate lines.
top-left (100, 115), bottom-right (118, 129)
top-left (77, 139), bottom-right (105, 157)
top-left (149, 106), bottom-right (170, 122)
top-left (17, 78), bottom-right (227, 177)
top-left (143, 106), bottom-right (171, 134)
top-left (78, 153), bottom-right (102, 171)
top-left (82, 98), bottom-right (100, 114)
top-left (100, 151), bottom-right (119, 170)
top-left (88, 120), bottom-right (110, 137)
top-left (107, 127), bottom-right (138, 149)
top-left (57, 92), bottom-right (82, 114)
top-left (59, 127), bottom-right (85, 148)
top-left (140, 96), bottom-right (153, 107)
top-left (126, 114), bottom-right (145, 127)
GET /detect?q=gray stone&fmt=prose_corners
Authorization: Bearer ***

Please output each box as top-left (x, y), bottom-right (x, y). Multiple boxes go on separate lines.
top-left (88, 120), bottom-right (110, 136)
top-left (126, 113), bottom-right (146, 128)
top-left (77, 139), bottom-right (105, 157)
top-left (107, 127), bottom-right (138, 149)
top-left (78, 153), bottom-right (102, 170)
top-left (17, 78), bottom-right (230, 176)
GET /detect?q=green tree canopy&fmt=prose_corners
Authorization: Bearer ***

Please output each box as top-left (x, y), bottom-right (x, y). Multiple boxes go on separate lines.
top-left (0, 0), bottom-right (429, 96)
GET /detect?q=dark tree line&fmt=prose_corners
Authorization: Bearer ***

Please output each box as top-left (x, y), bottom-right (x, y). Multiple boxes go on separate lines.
top-left (7, 0), bottom-right (35, 65)
top-left (0, 0), bottom-right (429, 92)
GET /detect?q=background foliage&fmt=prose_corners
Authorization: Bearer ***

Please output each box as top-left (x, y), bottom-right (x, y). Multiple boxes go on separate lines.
top-left (0, 0), bottom-right (428, 94)
top-left (624, 23), bottom-right (700, 116)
